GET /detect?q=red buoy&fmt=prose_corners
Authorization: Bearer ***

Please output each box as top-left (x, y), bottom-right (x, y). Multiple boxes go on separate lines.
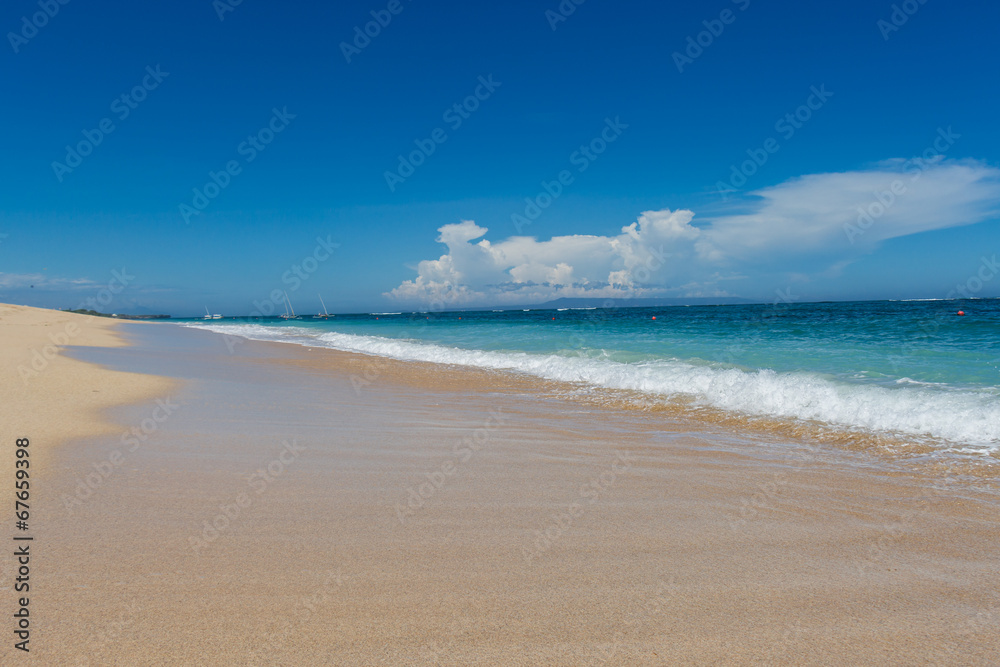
top-left (652, 316), bottom-right (656, 320)
top-left (957, 310), bottom-right (966, 316)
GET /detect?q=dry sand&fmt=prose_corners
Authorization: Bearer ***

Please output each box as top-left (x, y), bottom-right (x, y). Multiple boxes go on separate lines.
top-left (2, 306), bottom-right (999, 665)
top-left (0, 305), bottom-right (175, 664)
top-left (0, 304), bottom-right (176, 468)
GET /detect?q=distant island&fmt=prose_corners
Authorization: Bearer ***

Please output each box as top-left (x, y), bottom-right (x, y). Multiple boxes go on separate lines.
top-left (533, 296), bottom-right (756, 309)
top-left (62, 309), bottom-right (171, 320)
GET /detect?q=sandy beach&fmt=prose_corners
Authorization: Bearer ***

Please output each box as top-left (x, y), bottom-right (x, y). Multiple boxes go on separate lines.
top-left (9, 0), bottom-right (1000, 663)
top-left (0, 304), bottom-right (176, 466)
top-left (3, 305), bottom-right (999, 665)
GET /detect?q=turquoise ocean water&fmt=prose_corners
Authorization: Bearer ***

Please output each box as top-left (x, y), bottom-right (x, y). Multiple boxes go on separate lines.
top-left (179, 299), bottom-right (1000, 458)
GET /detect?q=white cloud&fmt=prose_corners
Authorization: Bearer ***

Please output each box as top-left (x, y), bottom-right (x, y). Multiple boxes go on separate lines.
top-left (388, 208), bottom-right (705, 305)
top-left (700, 158), bottom-right (1000, 261)
top-left (0, 273), bottom-right (96, 291)
top-left (387, 159), bottom-right (1000, 305)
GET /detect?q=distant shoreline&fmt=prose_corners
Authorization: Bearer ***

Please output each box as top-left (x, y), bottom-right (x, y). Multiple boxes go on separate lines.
top-left (61, 308), bottom-right (171, 320)
top-left (40, 294), bottom-right (999, 320)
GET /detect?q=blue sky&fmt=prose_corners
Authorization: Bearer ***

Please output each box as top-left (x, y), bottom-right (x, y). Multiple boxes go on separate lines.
top-left (2, 0), bottom-right (999, 315)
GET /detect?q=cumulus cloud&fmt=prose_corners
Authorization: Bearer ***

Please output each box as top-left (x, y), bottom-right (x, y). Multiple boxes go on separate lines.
top-left (388, 208), bottom-right (705, 305)
top-left (387, 158), bottom-right (1000, 305)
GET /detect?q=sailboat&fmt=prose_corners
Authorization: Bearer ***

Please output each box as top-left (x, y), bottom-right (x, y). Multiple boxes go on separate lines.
top-left (204, 306), bottom-right (222, 320)
top-left (312, 294), bottom-right (333, 319)
top-left (279, 292), bottom-right (301, 320)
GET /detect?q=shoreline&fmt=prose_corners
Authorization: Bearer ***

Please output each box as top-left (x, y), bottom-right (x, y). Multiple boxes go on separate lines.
top-left (5, 308), bottom-right (1000, 663)
top-left (181, 320), bottom-right (1000, 488)
top-left (0, 304), bottom-right (178, 469)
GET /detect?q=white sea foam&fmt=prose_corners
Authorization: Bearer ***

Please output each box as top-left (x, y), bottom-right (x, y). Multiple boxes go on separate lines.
top-left (180, 323), bottom-right (1000, 450)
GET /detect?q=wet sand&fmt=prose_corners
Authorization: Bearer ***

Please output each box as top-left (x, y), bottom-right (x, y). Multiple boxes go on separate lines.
top-left (5, 310), bottom-right (999, 665)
